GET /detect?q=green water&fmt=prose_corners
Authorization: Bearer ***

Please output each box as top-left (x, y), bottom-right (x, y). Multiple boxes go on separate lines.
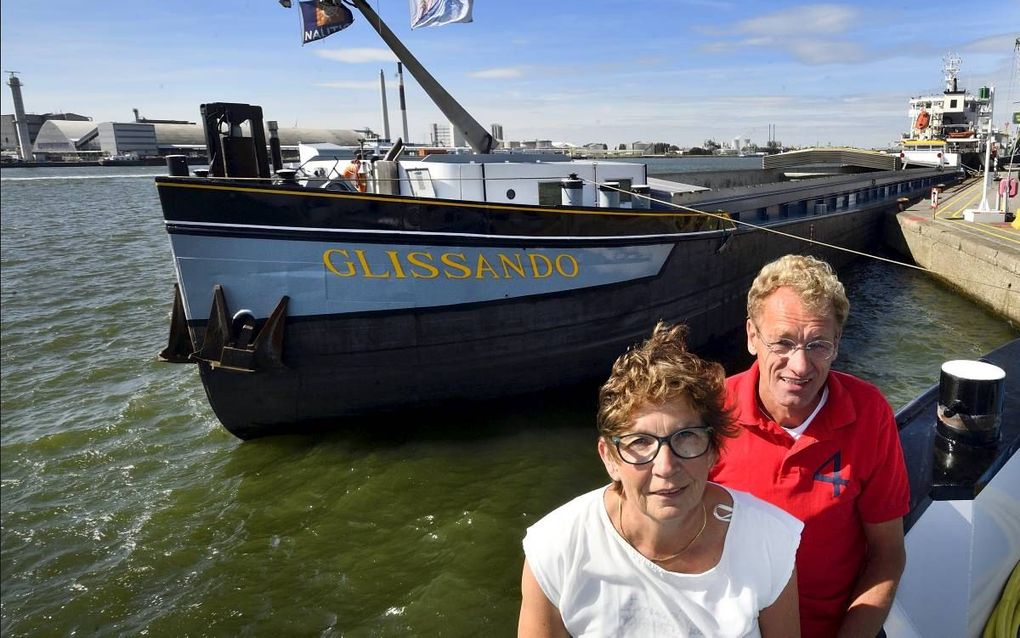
top-left (1, 166), bottom-right (1016, 636)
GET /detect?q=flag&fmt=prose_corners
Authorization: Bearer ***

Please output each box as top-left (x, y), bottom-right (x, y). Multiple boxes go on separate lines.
top-left (409, 0), bottom-right (473, 29)
top-left (300, 0), bottom-right (354, 44)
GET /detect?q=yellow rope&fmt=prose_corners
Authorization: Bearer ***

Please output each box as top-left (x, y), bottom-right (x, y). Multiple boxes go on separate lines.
top-left (983, 558), bottom-right (1020, 638)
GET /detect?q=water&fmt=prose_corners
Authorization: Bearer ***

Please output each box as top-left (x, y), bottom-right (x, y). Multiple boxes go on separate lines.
top-left (1, 165), bottom-right (1016, 636)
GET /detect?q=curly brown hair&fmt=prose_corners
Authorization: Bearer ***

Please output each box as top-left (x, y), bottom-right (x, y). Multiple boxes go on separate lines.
top-left (597, 322), bottom-right (737, 454)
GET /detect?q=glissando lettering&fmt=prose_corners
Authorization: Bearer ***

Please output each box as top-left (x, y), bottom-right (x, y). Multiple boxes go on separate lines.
top-left (323, 248), bottom-right (579, 280)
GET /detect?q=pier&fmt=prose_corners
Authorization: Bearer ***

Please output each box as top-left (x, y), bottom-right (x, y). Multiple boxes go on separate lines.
top-left (886, 177), bottom-right (1020, 324)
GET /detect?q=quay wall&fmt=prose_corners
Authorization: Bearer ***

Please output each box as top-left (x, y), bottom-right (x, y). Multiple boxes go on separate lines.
top-left (885, 212), bottom-right (1020, 324)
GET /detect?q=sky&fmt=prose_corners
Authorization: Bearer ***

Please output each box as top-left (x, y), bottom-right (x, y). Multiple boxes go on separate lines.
top-left (1, 1), bottom-right (1018, 149)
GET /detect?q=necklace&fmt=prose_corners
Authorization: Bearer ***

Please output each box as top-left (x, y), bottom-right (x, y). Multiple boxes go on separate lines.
top-left (617, 493), bottom-right (707, 563)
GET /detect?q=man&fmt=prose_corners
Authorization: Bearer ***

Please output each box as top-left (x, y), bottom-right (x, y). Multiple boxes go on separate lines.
top-left (710, 254), bottom-right (909, 638)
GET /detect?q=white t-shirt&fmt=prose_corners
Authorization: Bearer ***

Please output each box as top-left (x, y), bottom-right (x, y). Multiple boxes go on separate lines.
top-left (522, 484), bottom-right (803, 637)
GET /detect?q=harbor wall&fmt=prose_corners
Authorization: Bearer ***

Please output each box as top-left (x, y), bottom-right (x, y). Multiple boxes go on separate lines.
top-left (885, 212), bottom-right (1020, 324)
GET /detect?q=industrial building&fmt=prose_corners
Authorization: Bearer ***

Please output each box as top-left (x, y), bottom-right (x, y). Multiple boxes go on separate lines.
top-left (3, 71), bottom-right (374, 163)
top-left (2, 115), bottom-right (371, 163)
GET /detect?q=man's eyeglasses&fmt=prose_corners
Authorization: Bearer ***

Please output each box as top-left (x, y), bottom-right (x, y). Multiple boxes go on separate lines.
top-left (611, 426), bottom-right (712, 465)
top-left (753, 324), bottom-right (837, 361)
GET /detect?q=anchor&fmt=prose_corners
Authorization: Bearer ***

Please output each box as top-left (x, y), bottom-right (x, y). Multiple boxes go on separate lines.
top-left (159, 284), bottom-right (289, 373)
top-left (192, 285), bottom-right (289, 373)
top-left (158, 284), bottom-right (196, 363)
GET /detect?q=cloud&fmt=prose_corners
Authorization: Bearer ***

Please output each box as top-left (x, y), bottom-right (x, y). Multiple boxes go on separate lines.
top-left (736, 4), bottom-right (859, 37)
top-left (963, 33), bottom-right (1019, 53)
top-left (700, 4), bottom-right (867, 64)
top-left (468, 67), bottom-right (524, 79)
top-left (788, 39), bottom-right (867, 65)
top-left (315, 48), bottom-right (396, 63)
top-left (315, 80), bottom-right (379, 89)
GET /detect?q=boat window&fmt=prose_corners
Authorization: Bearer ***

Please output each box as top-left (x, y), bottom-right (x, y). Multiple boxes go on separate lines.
top-left (406, 168), bottom-right (436, 197)
top-left (538, 181), bottom-right (561, 206)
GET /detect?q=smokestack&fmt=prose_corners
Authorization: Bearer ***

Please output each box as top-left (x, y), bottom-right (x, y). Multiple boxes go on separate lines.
top-left (6, 72), bottom-right (33, 161)
top-left (397, 62), bottom-right (409, 143)
top-left (378, 69), bottom-right (391, 141)
top-left (133, 108), bottom-right (141, 122)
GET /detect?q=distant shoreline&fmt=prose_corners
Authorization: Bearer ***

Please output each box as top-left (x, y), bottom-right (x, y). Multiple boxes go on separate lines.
top-left (1, 157), bottom-right (207, 168)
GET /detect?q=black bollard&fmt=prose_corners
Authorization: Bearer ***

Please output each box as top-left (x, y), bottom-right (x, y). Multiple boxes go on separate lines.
top-left (166, 155), bottom-right (189, 176)
top-left (936, 359), bottom-right (1005, 446)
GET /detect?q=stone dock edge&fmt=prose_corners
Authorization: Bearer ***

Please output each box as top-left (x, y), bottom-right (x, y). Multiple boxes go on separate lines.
top-left (884, 178), bottom-right (1019, 325)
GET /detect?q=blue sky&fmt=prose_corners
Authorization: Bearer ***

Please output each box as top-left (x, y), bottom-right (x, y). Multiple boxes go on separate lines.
top-left (2, 1), bottom-right (1017, 149)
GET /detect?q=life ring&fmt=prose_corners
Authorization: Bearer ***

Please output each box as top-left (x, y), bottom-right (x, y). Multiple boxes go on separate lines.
top-left (341, 160), bottom-right (366, 192)
top-left (915, 110), bottom-right (930, 130)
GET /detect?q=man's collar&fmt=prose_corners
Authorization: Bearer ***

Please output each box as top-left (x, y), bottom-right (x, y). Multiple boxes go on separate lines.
top-left (734, 361), bottom-right (856, 432)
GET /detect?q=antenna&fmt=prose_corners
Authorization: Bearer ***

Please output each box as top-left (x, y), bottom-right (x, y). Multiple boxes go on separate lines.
top-left (942, 53), bottom-right (961, 92)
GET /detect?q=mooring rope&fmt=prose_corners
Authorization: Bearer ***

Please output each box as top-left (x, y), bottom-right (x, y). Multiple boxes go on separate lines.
top-left (583, 175), bottom-right (1018, 296)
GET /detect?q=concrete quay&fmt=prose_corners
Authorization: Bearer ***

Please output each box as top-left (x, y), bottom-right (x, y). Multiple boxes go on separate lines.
top-left (885, 176), bottom-right (1020, 324)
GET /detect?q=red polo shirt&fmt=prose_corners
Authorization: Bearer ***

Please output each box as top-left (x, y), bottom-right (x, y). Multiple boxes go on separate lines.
top-left (709, 362), bottom-right (909, 638)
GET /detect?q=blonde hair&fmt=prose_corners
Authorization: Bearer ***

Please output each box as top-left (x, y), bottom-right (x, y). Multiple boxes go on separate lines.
top-left (747, 254), bottom-right (850, 330)
top-left (597, 322), bottom-right (737, 450)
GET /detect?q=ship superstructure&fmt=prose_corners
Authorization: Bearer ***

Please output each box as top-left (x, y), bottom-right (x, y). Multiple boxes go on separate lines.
top-left (901, 54), bottom-right (994, 171)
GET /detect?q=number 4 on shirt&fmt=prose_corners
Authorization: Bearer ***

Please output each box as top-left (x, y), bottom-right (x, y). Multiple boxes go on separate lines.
top-left (813, 451), bottom-right (849, 497)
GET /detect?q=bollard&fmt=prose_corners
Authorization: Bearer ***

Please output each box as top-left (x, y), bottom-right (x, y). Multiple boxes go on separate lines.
top-left (936, 359), bottom-right (1005, 447)
top-left (166, 155), bottom-right (189, 177)
top-left (597, 182), bottom-right (620, 208)
top-left (560, 174), bottom-right (583, 206)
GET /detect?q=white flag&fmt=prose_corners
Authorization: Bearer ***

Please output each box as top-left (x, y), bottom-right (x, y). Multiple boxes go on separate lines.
top-left (409, 0), bottom-right (473, 29)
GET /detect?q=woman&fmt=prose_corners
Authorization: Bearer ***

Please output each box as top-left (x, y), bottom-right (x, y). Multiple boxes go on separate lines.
top-left (519, 323), bottom-right (803, 637)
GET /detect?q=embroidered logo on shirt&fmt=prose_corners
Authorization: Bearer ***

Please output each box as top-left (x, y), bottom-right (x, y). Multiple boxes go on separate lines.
top-left (812, 451), bottom-right (849, 497)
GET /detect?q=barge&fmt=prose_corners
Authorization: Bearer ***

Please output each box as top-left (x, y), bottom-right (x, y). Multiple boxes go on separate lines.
top-left (155, 0), bottom-right (956, 439)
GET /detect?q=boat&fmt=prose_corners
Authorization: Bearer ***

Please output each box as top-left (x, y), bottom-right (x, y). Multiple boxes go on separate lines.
top-left (154, 0), bottom-right (949, 439)
top-left (898, 54), bottom-right (996, 172)
top-left (98, 153), bottom-right (143, 166)
top-left (887, 338), bottom-right (1019, 637)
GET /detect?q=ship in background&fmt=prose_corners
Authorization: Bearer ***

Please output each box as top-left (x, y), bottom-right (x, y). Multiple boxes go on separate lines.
top-left (899, 54), bottom-right (997, 173)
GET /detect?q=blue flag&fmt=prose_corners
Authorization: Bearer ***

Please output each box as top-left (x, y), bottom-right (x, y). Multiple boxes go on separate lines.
top-left (300, 0), bottom-right (354, 44)
top-left (409, 0), bottom-right (473, 29)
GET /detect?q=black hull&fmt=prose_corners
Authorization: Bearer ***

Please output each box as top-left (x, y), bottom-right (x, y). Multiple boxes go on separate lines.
top-left (154, 169), bottom-right (953, 438)
top-left (182, 211), bottom-right (882, 438)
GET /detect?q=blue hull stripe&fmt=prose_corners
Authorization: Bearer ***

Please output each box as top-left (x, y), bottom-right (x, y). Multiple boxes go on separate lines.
top-left (171, 234), bottom-right (674, 320)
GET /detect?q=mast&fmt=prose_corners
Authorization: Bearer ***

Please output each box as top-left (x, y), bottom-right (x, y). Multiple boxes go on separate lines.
top-left (378, 69), bottom-right (391, 141)
top-left (346, 0), bottom-right (492, 154)
top-left (397, 62), bottom-right (410, 143)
